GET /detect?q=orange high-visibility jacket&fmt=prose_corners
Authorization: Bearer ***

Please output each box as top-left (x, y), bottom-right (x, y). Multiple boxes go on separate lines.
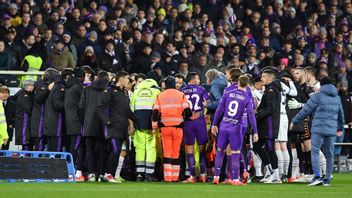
top-left (153, 89), bottom-right (189, 127)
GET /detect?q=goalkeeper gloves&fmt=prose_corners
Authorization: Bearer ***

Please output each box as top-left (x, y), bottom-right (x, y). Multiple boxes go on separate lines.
top-left (288, 98), bottom-right (303, 109)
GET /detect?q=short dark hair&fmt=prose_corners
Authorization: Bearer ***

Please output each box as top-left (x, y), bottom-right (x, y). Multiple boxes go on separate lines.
top-left (175, 73), bottom-right (184, 80)
top-left (230, 68), bottom-right (242, 83)
top-left (186, 72), bottom-right (199, 83)
top-left (97, 71), bottom-right (109, 81)
top-left (116, 71), bottom-right (129, 81)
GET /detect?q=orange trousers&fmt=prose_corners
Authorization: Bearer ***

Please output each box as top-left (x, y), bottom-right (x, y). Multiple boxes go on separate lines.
top-left (161, 127), bottom-right (183, 182)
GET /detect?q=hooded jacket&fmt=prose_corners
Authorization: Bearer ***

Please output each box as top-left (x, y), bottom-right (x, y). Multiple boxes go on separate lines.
top-left (64, 76), bottom-right (83, 135)
top-left (15, 89), bottom-right (34, 145)
top-left (46, 47), bottom-right (76, 71)
top-left (292, 84), bottom-right (344, 136)
top-left (79, 78), bottom-right (108, 137)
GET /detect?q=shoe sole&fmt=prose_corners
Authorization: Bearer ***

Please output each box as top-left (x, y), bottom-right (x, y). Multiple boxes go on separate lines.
top-left (307, 181), bottom-right (323, 186)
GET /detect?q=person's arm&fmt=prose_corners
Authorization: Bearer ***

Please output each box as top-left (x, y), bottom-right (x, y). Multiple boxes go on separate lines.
top-left (206, 83), bottom-right (223, 110)
top-left (337, 99), bottom-right (345, 132)
top-left (97, 90), bottom-right (111, 125)
top-left (21, 58), bottom-right (30, 71)
top-left (212, 95), bottom-right (226, 127)
top-left (152, 95), bottom-right (161, 129)
top-left (52, 85), bottom-right (65, 112)
top-left (256, 88), bottom-right (278, 119)
top-left (35, 85), bottom-right (49, 104)
top-left (247, 100), bottom-right (258, 134)
top-left (78, 88), bottom-right (87, 125)
top-left (21, 93), bottom-right (34, 115)
top-left (292, 95), bottom-right (319, 125)
top-left (67, 52), bottom-right (76, 69)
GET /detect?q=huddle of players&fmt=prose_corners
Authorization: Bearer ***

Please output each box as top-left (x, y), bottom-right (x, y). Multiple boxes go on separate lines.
top-left (13, 64), bottom-right (324, 184)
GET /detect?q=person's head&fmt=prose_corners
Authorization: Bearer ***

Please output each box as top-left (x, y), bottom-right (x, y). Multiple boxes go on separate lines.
top-left (23, 79), bottom-right (35, 92)
top-left (261, 68), bottom-right (276, 85)
top-left (77, 25), bottom-right (87, 37)
top-left (166, 41), bottom-right (176, 53)
top-left (294, 54), bottom-right (304, 66)
top-left (88, 31), bottom-right (98, 42)
top-left (293, 67), bottom-right (306, 84)
top-left (229, 68), bottom-right (242, 83)
top-left (238, 75), bottom-right (249, 89)
top-left (214, 52), bottom-right (223, 63)
top-left (304, 66), bottom-right (316, 82)
top-left (175, 73), bottom-right (184, 90)
top-left (115, 71), bottom-right (130, 88)
top-left (142, 44), bottom-right (152, 55)
top-left (0, 86), bottom-right (10, 101)
top-left (186, 72), bottom-right (200, 85)
top-left (136, 73), bottom-right (146, 85)
top-left (105, 40), bottom-right (114, 52)
top-left (279, 58), bottom-right (289, 71)
top-left (225, 65), bottom-right (235, 81)
top-left (198, 55), bottom-right (207, 66)
top-left (179, 62), bottom-right (189, 73)
top-left (164, 76), bottom-right (176, 89)
top-left (205, 69), bottom-right (220, 85)
top-left (54, 37), bottom-right (64, 50)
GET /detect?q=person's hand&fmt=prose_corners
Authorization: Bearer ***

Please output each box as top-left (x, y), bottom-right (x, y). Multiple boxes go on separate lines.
top-left (253, 134), bottom-right (259, 143)
top-left (190, 111), bottom-right (201, 120)
top-left (288, 98), bottom-right (303, 109)
top-left (337, 131), bottom-right (343, 137)
top-left (289, 122), bottom-right (294, 131)
top-left (312, 86), bottom-right (320, 93)
top-left (48, 82), bottom-right (55, 90)
top-left (152, 121), bottom-right (158, 130)
top-left (211, 126), bottom-right (218, 136)
top-left (3, 138), bottom-right (8, 146)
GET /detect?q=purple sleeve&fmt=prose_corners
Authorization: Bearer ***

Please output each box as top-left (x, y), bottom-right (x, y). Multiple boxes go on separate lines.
top-left (246, 99), bottom-right (258, 134)
top-left (202, 88), bottom-right (209, 101)
top-left (246, 87), bottom-right (255, 109)
top-left (212, 94), bottom-right (226, 127)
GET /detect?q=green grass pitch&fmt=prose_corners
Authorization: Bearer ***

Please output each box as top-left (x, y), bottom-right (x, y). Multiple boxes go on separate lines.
top-left (1, 174), bottom-right (352, 198)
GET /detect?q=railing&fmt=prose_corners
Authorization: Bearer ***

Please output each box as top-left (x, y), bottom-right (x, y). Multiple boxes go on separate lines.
top-left (0, 70), bottom-right (45, 75)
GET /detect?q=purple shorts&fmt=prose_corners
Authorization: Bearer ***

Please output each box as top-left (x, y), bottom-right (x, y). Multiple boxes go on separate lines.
top-left (183, 115), bottom-right (208, 145)
top-left (217, 124), bottom-right (242, 151)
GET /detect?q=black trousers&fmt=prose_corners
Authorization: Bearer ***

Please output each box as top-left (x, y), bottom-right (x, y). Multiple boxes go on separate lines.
top-left (46, 136), bottom-right (62, 152)
top-left (85, 137), bottom-right (108, 175)
top-left (32, 137), bottom-right (45, 151)
top-left (106, 138), bottom-right (123, 176)
top-left (68, 135), bottom-right (85, 171)
top-left (253, 138), bottom-right (278, 170)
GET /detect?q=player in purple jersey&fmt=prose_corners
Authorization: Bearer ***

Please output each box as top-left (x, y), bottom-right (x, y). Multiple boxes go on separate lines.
top-left (224, 68), bottom-right (255, 183)
top-left (180, 72), bottom-right (210, 183)
top-left (211, 75), bottom-right (258, 186)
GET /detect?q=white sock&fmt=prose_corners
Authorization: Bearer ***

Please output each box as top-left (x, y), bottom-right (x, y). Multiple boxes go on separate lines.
top-left (253, 151), bottom-right (263, 176)
top-left (76, 170), bottom-right (82, 177)
top-left (291, 148), bottom-right (299, 178)
top-left (282, 150), bottom-right (290, 176)
top-left (276, 150), bottom-right (283, 177)
top-left (273, 169), bottom-right (280, 180)
top-left (115, 156), bottom-right (125, 178)
top-left (319, 150), bottom-right (326, 176)
top-left (264, 165), bottom-right (271, 177)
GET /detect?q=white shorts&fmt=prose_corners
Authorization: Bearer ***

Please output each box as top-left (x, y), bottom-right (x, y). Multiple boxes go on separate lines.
top-left (276, 113), bottom-right (288, 142)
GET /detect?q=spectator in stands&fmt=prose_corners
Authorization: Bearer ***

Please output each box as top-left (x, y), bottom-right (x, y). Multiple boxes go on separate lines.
top-left (0, 40), bottom-right (12, 71)
top-left (46, 37), bottom-right (76, 71)
top-left (97, 39), bottom-right (122, 73)
top-left (191, 55), bottom-right (215, 85)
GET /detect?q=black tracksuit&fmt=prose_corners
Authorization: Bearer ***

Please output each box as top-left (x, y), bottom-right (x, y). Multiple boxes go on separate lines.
top-left (64, 77), bottom-right (84, 169)
top-left (43, 81), bottom-right (65, 152)
top-left (79, 78), bottom-right (108, 175)
top-left (97, 85), bottom-right (136, 176)
top-left (254, 80), bottom-right (281, 170)
top-left (30, 79), bottom-right (49, 151)
top-left (14, 89), bottom-right (34, 150)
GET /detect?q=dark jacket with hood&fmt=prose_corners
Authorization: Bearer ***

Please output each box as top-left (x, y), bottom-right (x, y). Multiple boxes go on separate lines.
top-left (14, 89), bottom-right (34, 145)
top-left (256, 80), bottom-right (281, 139)
top-left (97, 86), bottom-right (136, 140)
top-left (43, 77), bottom-right (65, 137)
top-left (64, 76), bottom-right (83, 135)
top-left (30, 78), bottom-right (49, 138)
top-left (79, 78), bottom-right (108, 137)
